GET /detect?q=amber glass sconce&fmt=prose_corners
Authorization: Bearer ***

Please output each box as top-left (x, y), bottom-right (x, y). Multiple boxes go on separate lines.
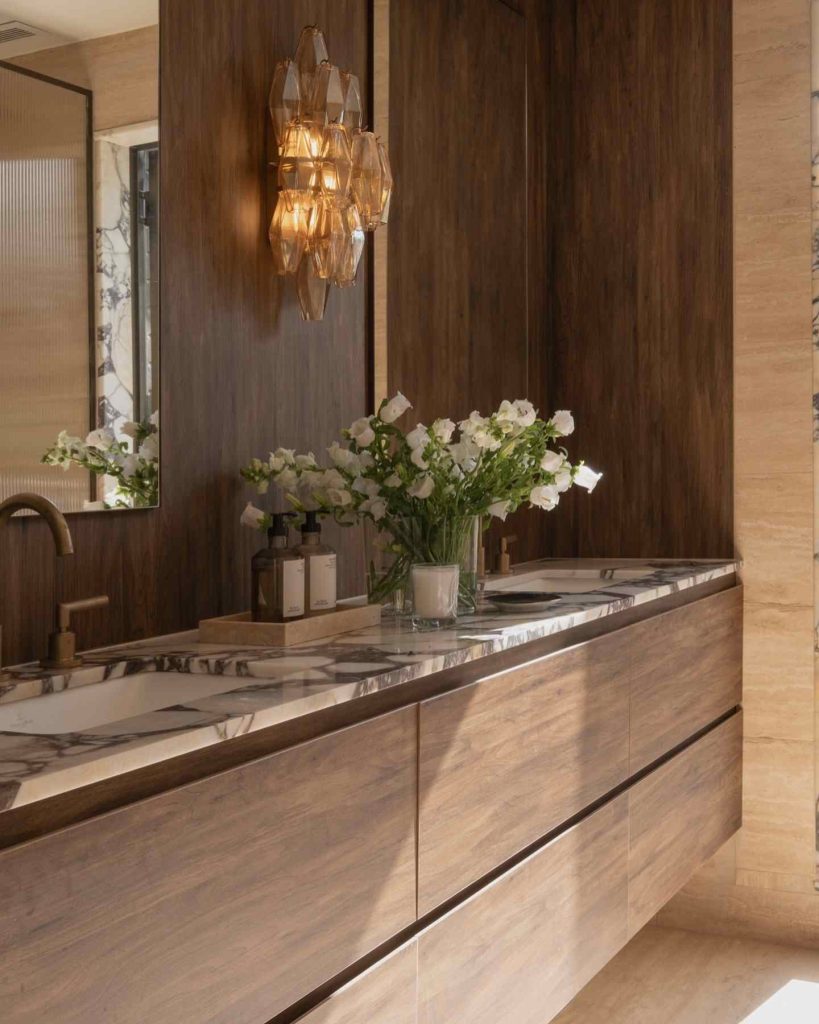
top-left (268, 26), bottom-right (393, 321)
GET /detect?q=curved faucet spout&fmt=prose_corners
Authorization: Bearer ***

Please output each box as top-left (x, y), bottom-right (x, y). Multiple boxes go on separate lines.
top-left (0, 492), bottom-right (74, 556)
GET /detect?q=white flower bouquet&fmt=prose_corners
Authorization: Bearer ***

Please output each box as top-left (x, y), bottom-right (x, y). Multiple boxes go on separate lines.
top-left (241, 393), bottom-right (600, 609)
top-left (42, 412), bottom-right (159, 509)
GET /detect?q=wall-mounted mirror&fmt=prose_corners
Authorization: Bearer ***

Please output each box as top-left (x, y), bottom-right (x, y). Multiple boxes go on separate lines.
top-left (0, 1), bottom-right (159, 512)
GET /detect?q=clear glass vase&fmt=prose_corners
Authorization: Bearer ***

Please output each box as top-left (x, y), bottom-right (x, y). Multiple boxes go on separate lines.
top-left (365, 515), bottom-right (481, 615)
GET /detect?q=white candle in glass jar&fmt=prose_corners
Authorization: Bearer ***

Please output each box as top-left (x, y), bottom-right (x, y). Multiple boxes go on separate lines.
top-left (412, 563), bottom-right (459, 623)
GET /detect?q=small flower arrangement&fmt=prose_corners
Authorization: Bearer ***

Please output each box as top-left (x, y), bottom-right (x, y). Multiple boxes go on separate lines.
top-left (42, 412), bottom-right (159, 509)
top-left (240, 394), bottom-right (600, 607)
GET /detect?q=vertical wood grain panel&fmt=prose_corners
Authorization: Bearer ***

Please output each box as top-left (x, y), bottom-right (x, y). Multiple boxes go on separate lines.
top-left (418, 795), bottom-right (630, 1024)
top-left (539, 0), bottom-right (733, 558)
top-left (387, 0), bottom-right (527, 425)
top-left (0, 708), bottom-right (417, 1024)
top-left (0, 0), bottom-right (370, 665)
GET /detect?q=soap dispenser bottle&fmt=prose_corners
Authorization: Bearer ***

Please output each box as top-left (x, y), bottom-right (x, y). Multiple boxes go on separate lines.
top-left (298, 511), bottom-right (337, 615)
top-left (251, 512), bottom-right (305, 622)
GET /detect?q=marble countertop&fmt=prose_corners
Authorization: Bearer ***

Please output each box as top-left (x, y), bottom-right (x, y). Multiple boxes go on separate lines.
top-left (0, 559), bottom-right (737, 813)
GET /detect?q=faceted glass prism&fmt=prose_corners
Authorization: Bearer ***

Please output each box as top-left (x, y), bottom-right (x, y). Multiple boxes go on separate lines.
top-left (278, 120), bottom-right (319, 203)
top-left (295, 26), bottom-right (330, 118)
top-left (297, 256), bottom-right (329, 321)
top-left (309, 197), bottom-right (349, 280)
top-left (377, 139), bottom-right (393, 225)
top-left (269, 192), bottom-right (308, 275)
top-left (333, 203), bottom-right (365, 287)
top-left (311, 62), bottom-right (345, 126)
top-left (350, 131), bottom-right (384, 231)
top-left (319, 124), bottom-right (353, 205)
top-left (340, 72), bottom-right (363, 134)
top-left (268, 60), bottom-right (301, 147)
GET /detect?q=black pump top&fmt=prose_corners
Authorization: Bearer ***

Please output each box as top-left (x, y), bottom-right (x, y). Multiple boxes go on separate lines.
top-left (270, 512), bottom-right (294, 538)
top-left (302, 510), bottom-right (321, 534)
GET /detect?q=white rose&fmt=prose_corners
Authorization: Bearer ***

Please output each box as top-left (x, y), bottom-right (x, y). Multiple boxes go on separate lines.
top-left (488, 499), bottom-right (511, 521)
top-left (348, 417), bottom-right (375, 447)
top-left (384, 472), bottom-right (402, 488)
top-left (361, 496), bottom-right (387, 521)
top-left (268, 452), bottom-right (288, 473)
top-left (327, 441), bottom-right (360, 472)
top-left (406, 423), bottom-right (430, 450)
top-left (358, 450), bottom-right (375, 469)
top-left (514, 399), bottom-right (536, 427)
top-left (295, 452), bottom-right (318, 469)
top-left (554, 467), bottom-right (572, 493)
top-left (408, 474), bottom-right (434, 499)
top-left (529, 484), bottom-right (560, 510)
top-left (241, 502), bottom-right (267, 529)
top-left (86, 428), bottom-right (115, 450)
top-left (353, 475), bottom-right (380, 497)
top-left (431, 418), bottom-right (456, 443)
top-left (550, 410), bottom-right (575, 437)
top-left (272, 447), bottom-right (296, 465)
top-left (575, 464), bottom-right (602, 492)
top-left (540, 450), bottom-right (565, 473)
top-left (322, 468), bottom-right (347, 490)
top-left (410, 447), bottom-right (428, 470)
top-left (121, 421), bottom-right (139, 439)
top-left (138, 435), bottom-right (159, 461)
top-left (299, 469), bottom-right (325, 493)
top-left (379, 391), bottom-right (412, 424)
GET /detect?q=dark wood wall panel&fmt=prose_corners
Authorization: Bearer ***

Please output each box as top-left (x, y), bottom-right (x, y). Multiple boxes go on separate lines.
top-left (387, 0), bottom-right (528, 426)
top-left (0, 0), bottom-right (370, 666)
top-left (537, 0), bottom-right (733, 558)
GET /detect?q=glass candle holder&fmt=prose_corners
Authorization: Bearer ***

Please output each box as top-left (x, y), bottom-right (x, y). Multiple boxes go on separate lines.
top-left (411, 563), bottom-right (459, 630)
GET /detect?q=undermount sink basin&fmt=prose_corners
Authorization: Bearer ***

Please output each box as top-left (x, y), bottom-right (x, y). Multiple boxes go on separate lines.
top-left (485, 566), bottom-right (656, 596)
top-left (0, 671), bottom-right (252, 735)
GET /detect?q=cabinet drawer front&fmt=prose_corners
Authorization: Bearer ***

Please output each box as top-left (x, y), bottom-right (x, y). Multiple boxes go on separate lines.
top-left (0, 708), bottom-right (417, 1024)
top-left (296, 942), bottom-right (417, 1024)
top-left (418, 795), bottom-right (629, 1024)
top-left (629, 587), bottom-right (742, 773)
top-left (628, 712), bottom-right (742, 934)
top-left (418, 627), bottom-right (631, 913)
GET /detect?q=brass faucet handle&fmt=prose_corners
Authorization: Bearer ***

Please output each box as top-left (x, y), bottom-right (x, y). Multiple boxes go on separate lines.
top-left (41, 595), bottom-right (110, 671)
top-left (57, 595), bottom-right (110, 631)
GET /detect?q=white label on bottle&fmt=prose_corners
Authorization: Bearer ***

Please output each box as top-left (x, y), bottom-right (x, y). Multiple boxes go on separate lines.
top-left (282, 559), bottom-right (305, 618)
top-left (309, 554), bottom-right (337, 611)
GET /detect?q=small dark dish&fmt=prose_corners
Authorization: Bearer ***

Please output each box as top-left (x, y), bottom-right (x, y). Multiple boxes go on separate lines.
top-left (485, 591), bottom-right (564, 613)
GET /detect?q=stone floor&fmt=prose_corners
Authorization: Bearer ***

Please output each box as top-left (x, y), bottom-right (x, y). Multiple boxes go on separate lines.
top-left (553, 926), bottom-right (819, 1023)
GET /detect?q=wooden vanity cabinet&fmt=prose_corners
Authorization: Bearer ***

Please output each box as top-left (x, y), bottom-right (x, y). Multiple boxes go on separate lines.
top-left (294, 942), bottom-right (418, 1024)
top-left (0, 708), bottom-right (417, 1024)
top-left (417, 586), bottom-right (742, 913)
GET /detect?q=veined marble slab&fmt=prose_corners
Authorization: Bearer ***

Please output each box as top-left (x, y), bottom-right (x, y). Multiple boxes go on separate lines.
top-left (0, 559), bottom-right (737, 813)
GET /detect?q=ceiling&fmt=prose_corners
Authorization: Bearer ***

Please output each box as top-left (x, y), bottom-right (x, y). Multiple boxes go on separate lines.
top-left (0, 0), bottom-right (157, 43)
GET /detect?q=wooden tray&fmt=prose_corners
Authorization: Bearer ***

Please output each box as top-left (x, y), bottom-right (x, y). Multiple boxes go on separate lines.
top-left (198, 599), bottom-right (381, 647)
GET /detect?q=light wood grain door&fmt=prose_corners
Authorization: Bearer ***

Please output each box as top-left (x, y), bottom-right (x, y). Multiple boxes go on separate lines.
top-left (417, 626), bottom-right (631, 913)
top-left (0, 708), bottom-right (417, 1024)
top-left (628, 587), bottom-right (743, 773)
top-left (417, 794), bottom-right (630, 1024)
top-left (628, 712), bottom-right (742, 935)
top-left (295, 942), bottom-right (417, 1024)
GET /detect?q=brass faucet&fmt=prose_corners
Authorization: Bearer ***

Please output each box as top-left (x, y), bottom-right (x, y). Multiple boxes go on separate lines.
top-left (0, 492), bottom-right (75, 678)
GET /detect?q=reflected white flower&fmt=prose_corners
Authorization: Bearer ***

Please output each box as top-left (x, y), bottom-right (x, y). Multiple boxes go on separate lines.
top-left (138, 435), bottom-right (159, 462)
top-left (295, 452), bottom-right (318, 469)
top-left (276, 467), bottom-right (298, 491)
top-left (327, 441), bottom-right (360, 472)
top-left (121, 421), bottom-right (139, 439)
top-left (322, 468), bottom-right (347, 490)
top-left (149, 409), bottom-right (160, 427)
top-left (117, 454), bottom-right (139, 479)
top-left (86, 428), bottom-right (115, 450)
top-left (353, 475), bottom-right (380, 497)
top-left (379, 391), bottom-right (412, 424)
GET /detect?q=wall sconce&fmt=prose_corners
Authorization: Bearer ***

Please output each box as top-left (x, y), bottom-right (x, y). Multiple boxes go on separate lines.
top-left (269, 26), bottom-right (393, 322)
